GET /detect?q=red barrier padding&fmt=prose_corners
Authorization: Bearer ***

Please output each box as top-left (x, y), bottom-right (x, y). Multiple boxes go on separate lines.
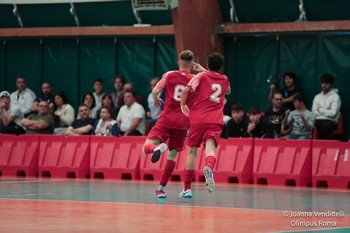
top-left (140, 146), bottom-right (169, 181)
top-left (212, 138), bottom-right (254, 184)
top-left (253, 139), bottom-right (312, 186)
top-left (38, 135), bottom-right (90, 178)
top-left (90, 136), bottom-right (143, 180)
top-left (0, 135), bottom-right (40, 177)
top-left (312, 140), bottom-right (350, 189)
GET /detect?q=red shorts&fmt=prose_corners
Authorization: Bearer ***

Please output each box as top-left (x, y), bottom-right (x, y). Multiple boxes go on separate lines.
top-left (187, 123), bottom-right (223, 148)
top-left (147, 124), bottom-right (187, 152)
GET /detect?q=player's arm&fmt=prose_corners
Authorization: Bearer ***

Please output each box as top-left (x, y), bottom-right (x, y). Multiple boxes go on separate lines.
top-left (152, 74), bottom-right (167, 108)
top-left (180, 85), bottom-right (192, 117)
top-left (226, 83), bottom-right (232, 95)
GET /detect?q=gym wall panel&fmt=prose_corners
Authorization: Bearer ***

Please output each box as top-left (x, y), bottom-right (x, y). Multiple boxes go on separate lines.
top-left (79, 38), bottom-right (116, 98)
top-left (224, 38), bottom-right (237, 102)
top-left (42, 39), bottom-right (79, 109)
top-left (6, 39), bottom-right (42, 95)
top-left (235, 36), bottom-right (278, 111)
top-left (117, 37), bottom-right (155, 101)
top-left (279, 35), bottom-right (318, 107)
top-left (154, 37), bottom-right (177, 78)
top-left (0, 41), bottom-right (5, 91)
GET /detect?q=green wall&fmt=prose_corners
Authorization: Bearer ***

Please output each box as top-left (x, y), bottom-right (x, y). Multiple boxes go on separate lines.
top-left (1, 34), bottom-right (349, 139)
top-left (0, 36), bottom-right (177, 110)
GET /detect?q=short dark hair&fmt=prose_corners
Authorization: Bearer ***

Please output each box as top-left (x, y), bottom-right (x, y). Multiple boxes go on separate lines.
top-left (207, 52), bottom-right (224, 72)
top-left (114, 75), bottom-right (126, 84)
top-left (248, 106), bottom-right (261, 115)
top-left (293, 93), bottom-right (305, 102)
top-left (124, 90), bottom-right (136, 98)
top-left (284, 72), bottom-right (297, 80)
top-left (320, 73), bottom-right (334, 84)
top-left (231, 103), bottom-right (244, 112)
top-left (94, 78), bottom-right (103, 85)
top-left (179, 50), bottom-right (194, 62)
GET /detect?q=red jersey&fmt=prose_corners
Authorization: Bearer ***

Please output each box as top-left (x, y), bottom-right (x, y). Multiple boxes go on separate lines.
top-left (188, 71), bottom-right (230, 125)
top-left (155, 70), bottom-right (195, 130)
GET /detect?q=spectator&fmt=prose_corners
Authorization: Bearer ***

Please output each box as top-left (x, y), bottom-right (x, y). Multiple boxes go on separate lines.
top-left (146, 77), bottom-right (161, 129)
top-left (65, 104), bottom-right (95, 136)
top-left (21, 100), bottom-right (54, 134)
top-left (312, 74), bottom-right (341, 139)
top-left (53, 92), bottom-right (75, 135)
top-left (265, 91), bottom-right (289, 138)
top-left (247, 106), bottom-right (271, 138)
top-left (93, 106), bottom-right (119, 136)
top-left (223, 97), bottom-right (234, 125)
top-left (117, 82), bottom-right (145, 110)
top-left (96, 93), bottom-right (118, 120)
top-left (93, 79), bottom-right (105, 110)
top-left (282, 94), bottom-right (315, 139)
top-left (10, 76), bottom-right (36, 116)
top-left (81, 92), bottom-right (98, 119)
top-left (110, 75), bottom-right (125, 109)
top-left (224, 103), bottom-right (249, 138)
top-left (117, 90), bottom-right (146, 136)
top-left (268, 72), bottom-right (301, 110)
top-left (31, 82), bottom-right (54, 114)
top-left (0, 91), bottom-right (25, 135)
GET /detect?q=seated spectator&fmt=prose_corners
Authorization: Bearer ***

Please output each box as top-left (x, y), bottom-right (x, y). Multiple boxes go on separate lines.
top-left (265, 91), bottom-right (289, 138)
top-left (31, 82), bottom-right (54, 114)
top-left (93, 79), bottom-right (105, 110)
top-left (53, 92), bottom-right (75, 135)
top-left (65, 104), bottom-right (95, 136)
top-left (268, 72), bottom-right (301, 111)
top-left (117, 90), bottom-right (146, 136)
top-left (21, 100), bottom-right (54, 134)
top-left (93, 106), bottom-right (119, 136)
top-left (247, 106), bottom-right (271, 138)
top-left (223, 97), bottom-right (234, 125)
top-left (117, 82), bottom-right (145, 110)
top-left (224, 103), bottom-right (249, 138)
top-left (312, 74), bottom-right (341, 139)
top-left (81, 92), bottom-right (98, 119)
top-left (146, 77), bottom-right (161, 129)
top-left (0, 91), bottom-right (25, 135)
top-left (96, 93), bottom-right (118, 120)
top-left (282, 94), bottom-right (315, 139)
top-left (10, 76), bottom-right (36, 116)
top-left (110, 75), bottom-right (125, 109)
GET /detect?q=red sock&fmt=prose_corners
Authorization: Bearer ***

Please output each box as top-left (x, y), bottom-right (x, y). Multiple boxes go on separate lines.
top-left (205, 155), bottom-right (216, 170)
top-left (144, 144), bottom-right (156, 154)
top-left (159, 160), bottom-right (176, 187)
top-left (183, 170), bottom-right (194, 190)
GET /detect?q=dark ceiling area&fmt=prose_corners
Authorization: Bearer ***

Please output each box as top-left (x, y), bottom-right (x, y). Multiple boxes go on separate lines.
top-left (0, 0), bottom-right (349, 28)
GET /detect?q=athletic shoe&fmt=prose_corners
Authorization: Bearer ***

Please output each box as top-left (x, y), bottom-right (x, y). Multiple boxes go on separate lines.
top-left (151, 143), bottom-right (167, 163)
top-left (179, 189), bottom-right (192, 198)
top-left (203, 166), bottom-right (215, 192)
top-left (156, 190), bottom-right (167, 198)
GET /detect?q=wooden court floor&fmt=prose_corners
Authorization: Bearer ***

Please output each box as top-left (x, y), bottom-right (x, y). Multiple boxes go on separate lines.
top-left (0, 178), bottom-right (349, 233)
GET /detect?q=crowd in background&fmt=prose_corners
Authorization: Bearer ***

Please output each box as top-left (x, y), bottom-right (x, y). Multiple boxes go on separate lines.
top-left (0, 71), bottom-right (342, 140)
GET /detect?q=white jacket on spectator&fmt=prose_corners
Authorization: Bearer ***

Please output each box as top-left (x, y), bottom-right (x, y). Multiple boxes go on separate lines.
top-left (312, 88), bottom-right (341, 124)
top-left (10, 88), bottom-right (36, 115)
top-left (55, 104), bottom-right (75, 127)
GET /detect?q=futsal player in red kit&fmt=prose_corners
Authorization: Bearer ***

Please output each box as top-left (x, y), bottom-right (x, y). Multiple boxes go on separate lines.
top-left (142, 50), bottom-right (205, 198)
top-left (180, 52), bottom-right (231, 198)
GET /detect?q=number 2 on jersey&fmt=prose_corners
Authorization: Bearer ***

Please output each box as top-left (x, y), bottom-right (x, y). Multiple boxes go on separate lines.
top-left (210, 83), bottom-right (222, 103)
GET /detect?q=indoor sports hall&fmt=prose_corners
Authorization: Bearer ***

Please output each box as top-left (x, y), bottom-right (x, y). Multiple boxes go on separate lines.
top-left (1, 0), bottom-right (350, 232)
